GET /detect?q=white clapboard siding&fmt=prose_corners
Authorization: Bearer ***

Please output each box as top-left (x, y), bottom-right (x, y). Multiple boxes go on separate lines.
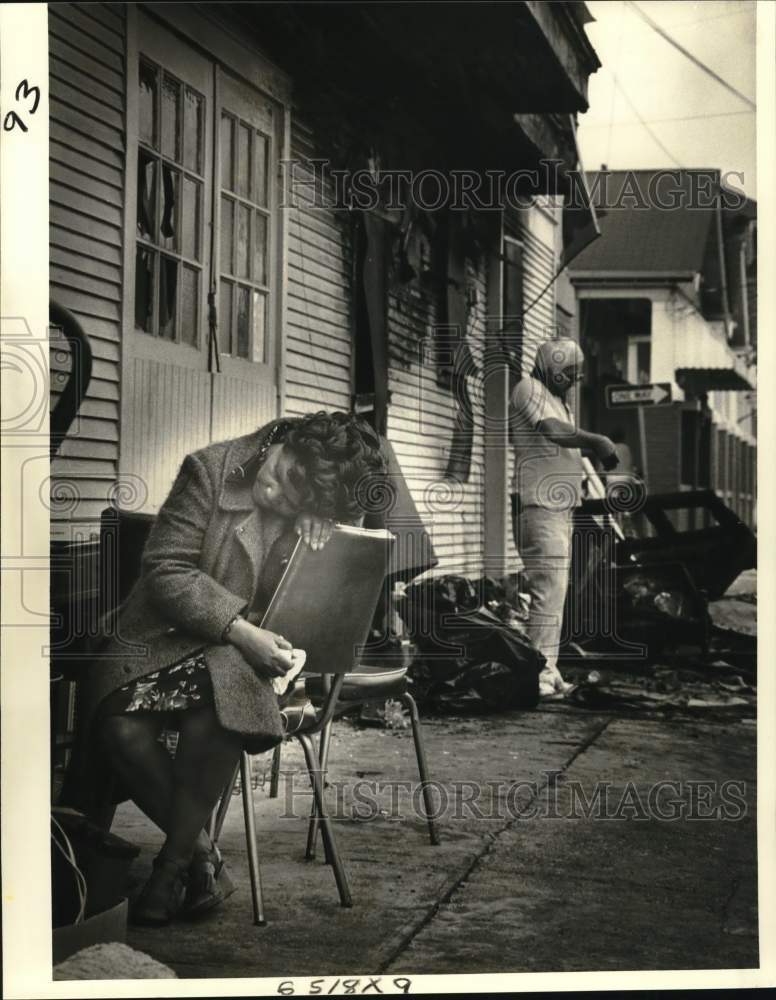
top-left (505, 204), bottom-right (560, 570)
top-left (49, 2), bottom-right (126, 535)
top-left (284, 117), bottom-right (352, 416)
top-left (387, 261), bottom-right (487, 577)
top-left (520, 227), bottom-right (557, 372)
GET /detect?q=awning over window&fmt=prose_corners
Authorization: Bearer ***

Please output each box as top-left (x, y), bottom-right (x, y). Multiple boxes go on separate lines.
top-left (675, 367), bottom-right (754, 393)
top-left (560, 115), bottom-right (601, 269)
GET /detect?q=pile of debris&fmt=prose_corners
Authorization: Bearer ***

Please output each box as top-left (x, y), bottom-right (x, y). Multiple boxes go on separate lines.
top-left (353, 489), bottom-right (756, 724)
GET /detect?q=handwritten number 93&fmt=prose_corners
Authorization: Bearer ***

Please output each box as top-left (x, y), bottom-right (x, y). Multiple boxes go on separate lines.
top-left (3, 80), bottom-right (41, 133)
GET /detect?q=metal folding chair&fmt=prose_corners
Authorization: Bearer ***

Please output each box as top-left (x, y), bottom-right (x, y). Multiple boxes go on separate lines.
top-left (210, 675), bottom-right (349, 925)
top-left (210, 524), bottom-right (396, 926)
top-left (276, 662), bottom-right (441, 860)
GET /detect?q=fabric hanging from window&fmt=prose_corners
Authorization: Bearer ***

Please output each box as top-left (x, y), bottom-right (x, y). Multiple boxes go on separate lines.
top-left (161, 165), bottom-right (176, 240)
top-left (357, 211), bottom-right (390, 436)
top-left (439, 211), bottom-right (477, 483)
top-left (137, 152), bottom-right (156, 240)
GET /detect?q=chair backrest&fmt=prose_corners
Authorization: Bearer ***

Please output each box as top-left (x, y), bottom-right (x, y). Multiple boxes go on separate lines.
top-left (99, 511), bottom-right (395, 678)
top-left (261, 525), bottom-right (395, 675)
top-left (99, 507), bottom-right (156, 613)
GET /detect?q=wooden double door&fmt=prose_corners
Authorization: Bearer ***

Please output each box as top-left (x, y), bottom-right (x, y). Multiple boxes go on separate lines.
top-left (121, 11), bottom-right (283, 510)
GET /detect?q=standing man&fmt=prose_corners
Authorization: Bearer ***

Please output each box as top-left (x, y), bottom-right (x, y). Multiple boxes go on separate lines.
top-left (510, 339), bottom-right (618, 697)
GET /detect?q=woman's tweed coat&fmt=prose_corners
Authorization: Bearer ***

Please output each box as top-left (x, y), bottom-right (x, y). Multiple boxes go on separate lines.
top-left (82, 420), bottom-right (299, 752)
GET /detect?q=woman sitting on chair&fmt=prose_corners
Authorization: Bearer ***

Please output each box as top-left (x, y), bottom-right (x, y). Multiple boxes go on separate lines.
top-left (81, 411), bottom-right (385, 926)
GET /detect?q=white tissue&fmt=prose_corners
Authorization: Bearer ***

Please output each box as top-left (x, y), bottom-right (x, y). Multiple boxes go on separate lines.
top-left (272, 648), bottom-right (306, 695)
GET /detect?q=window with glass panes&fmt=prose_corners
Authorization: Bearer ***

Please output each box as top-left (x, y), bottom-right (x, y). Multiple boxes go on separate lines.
top-left (627, 336), bottom-right (651, 385)
top-left (135, 59), bottom-right (205, 345)
top-left (218, 112), bottom-right (271, 363)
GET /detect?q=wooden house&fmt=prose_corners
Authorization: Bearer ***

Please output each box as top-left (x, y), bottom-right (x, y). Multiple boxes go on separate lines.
top-left (48, 2), bottom-right (601, 661)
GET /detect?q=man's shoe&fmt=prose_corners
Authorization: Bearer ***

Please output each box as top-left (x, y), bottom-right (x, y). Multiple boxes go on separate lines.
top-left (539, 666), bottom-right (575, 699)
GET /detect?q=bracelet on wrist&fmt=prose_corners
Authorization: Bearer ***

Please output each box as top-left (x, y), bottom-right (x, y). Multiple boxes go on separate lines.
top-left (221, 613), bottom-right (244, 642)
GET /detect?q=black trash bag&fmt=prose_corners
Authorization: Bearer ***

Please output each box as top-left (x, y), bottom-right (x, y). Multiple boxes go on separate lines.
top-left (399, 576), bottom-right (544, 710)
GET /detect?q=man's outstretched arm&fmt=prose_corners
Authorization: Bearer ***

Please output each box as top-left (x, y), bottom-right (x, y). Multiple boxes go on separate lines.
top-left (538, 418), bottom-right (619, 468)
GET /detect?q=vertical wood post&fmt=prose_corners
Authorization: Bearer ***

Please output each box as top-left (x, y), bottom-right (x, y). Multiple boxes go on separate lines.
top-left (483, 221), bottom-right (511, 580)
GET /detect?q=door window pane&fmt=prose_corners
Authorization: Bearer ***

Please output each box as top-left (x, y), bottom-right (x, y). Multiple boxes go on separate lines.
top-left (219, 280), bottom-right (233, 354)
top-left (254, 133), bottom-right (268, 207)
top-left (135, 247), bottom-right (155, 331)
top-left (220, 197), bottom-right (234, 275)
top-left (181, 266), bottom-right (199, 347)
top-left (183, 87), bottom-right (203, 173)
top-left (181, 178), bottom-right (201, 261)
top-left (217, 98), bottom-right (274, 362)
top-left (220, 114), bottom-right (234, 192)
top-left (139, 61), bottom-right (158, 148)
top-left (135, 55), bottom-right (203, 346)
top-left (161, 75), bottom-right (181, 162)
top-left (159, 256), bottom-right (178, 339)
top-left (137, 151), bottom-right (156, 240)
top-left (252, 291), bottom-right (266, 363)
top-left (160, 166), bottom-right (179, 251)
top-left (236, 123), bottom-right (251, 199)
top-left (236, 285), bottom-right (250, 358)
top-left (236, 203), bottom-right (250, 280)
top-left (253, 212), bottom-right (267, 285)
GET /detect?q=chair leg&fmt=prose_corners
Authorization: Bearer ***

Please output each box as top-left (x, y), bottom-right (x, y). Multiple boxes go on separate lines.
top-left (306, 720), bottom-right (333, 862)
top-left (240, 752), bottom-right (267, 926)
top-left (297, 732), bottom-right (352, 908)
top-left (269, 743), bottom-right (282, 799)
top-left (211, 760), bottom-right (239, 846)
top-left (399, 692), bottom-right (441, 846)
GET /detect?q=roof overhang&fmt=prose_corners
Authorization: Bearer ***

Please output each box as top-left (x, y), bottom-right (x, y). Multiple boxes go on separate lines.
top-left (676, 367), bottom-right (754, 393)
top-left (210, 2), bottom-right (601, 176)
top-left (522, 1), bottom-right (601, 110)
top-left (571, 271), bottom-right (697, 284)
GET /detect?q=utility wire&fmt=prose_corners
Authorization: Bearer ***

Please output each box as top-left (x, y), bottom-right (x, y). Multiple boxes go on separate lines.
top-left (606, 1), bottom-right (627, 167)
top-left (609, 70), bottom-right (684, 168)
top-left (656, 8), bottom-right (754, 30)
top-left (626, 1), bottom-right (757, 110)
top-left (583, 108), bottom-right (754, 128)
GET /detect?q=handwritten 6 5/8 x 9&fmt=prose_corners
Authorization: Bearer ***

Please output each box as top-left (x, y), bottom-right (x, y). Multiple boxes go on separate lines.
top-left (277, 977), bottom-right (413, 995)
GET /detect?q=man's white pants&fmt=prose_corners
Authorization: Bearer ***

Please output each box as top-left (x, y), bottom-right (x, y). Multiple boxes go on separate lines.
top-left (518, 506), bottom-right (574, 680)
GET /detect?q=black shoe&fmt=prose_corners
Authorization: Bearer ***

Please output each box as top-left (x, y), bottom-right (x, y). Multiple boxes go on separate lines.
top-left (131, 854), bottom-right (189, 927)
top-left (181, 845), bottom-right (236, 919)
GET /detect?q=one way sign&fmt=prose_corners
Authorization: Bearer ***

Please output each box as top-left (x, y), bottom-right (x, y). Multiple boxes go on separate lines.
top-left (606, 383), bottom-right (672, 409)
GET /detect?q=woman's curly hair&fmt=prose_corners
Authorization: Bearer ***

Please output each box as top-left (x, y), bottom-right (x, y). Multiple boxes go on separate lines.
top-left (282, 411), bottom-right (387, 521)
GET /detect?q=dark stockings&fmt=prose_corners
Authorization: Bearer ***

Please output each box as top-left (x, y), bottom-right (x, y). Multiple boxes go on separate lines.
top-left (100, 707), bottom-right (241, 876)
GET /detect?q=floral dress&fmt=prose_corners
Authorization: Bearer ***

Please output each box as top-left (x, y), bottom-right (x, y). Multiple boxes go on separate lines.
top-left (105, 650), bottom-right (214, 715)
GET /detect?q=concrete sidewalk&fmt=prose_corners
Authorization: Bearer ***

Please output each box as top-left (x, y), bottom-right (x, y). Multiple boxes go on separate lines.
top-left (118, 697), bottom-right (758, 978)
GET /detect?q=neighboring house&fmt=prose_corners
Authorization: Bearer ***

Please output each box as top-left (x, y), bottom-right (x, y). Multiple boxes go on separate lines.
top-left (568, 168), bottom-right (756, 528)
top-left (48, 2), bottom-right (600, 630)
